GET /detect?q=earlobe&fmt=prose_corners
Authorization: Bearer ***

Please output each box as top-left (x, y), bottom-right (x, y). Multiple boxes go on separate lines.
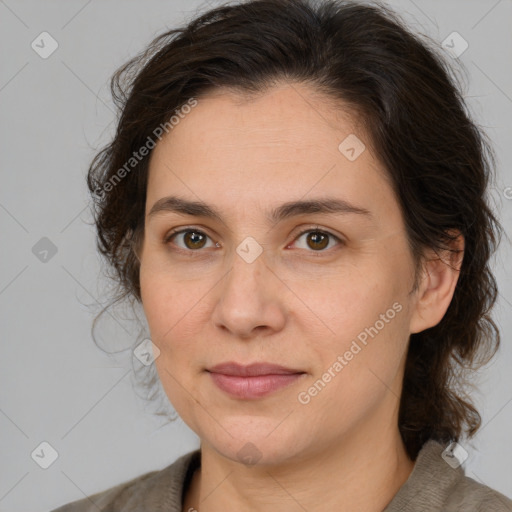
top-left (409, 231), bottom-right (464, 334)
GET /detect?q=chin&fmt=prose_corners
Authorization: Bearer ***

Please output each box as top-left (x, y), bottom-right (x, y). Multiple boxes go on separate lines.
top-left (201, 424), bottom-right (309, 467)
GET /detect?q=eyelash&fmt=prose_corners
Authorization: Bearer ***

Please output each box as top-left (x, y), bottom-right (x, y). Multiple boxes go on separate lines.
top-left (163, 226), bottom-right (343, 255)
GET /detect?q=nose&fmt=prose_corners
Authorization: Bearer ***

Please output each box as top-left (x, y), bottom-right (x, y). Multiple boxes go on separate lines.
top-left (210, 246), bottom-right (287, 339)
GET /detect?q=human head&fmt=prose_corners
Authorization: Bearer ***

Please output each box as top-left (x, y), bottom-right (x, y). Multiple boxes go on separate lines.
top-left (88, 0), bottom-right (502, 460)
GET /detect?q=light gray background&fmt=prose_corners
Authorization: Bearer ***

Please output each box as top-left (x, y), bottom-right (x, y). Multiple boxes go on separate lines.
top-left (1, 1), bottom-right (511, 510)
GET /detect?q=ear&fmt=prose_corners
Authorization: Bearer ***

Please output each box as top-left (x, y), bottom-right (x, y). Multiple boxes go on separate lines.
top-left (409, 231), bottom-right (464, 334)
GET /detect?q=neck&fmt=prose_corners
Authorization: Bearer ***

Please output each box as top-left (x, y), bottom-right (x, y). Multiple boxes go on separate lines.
top-left (183, 422), bottom-right (415, 512)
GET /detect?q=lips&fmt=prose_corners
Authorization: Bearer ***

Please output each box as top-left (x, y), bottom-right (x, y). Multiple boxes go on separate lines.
top-left (206, 362), bottom-right (306, 399)
top-left (207, 361), bottom-right (304, 377)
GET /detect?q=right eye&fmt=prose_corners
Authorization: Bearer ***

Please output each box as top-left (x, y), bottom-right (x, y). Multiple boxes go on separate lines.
top-left (164, 228), bottom-right (219, 252)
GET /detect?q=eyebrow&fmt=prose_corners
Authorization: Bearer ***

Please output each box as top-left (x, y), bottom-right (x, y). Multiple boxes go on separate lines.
top-left (147, 195), bottom-right (373, 224)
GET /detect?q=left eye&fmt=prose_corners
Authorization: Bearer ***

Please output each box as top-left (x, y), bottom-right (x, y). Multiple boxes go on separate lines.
top-left (290, 229), bottom-right (342, 252)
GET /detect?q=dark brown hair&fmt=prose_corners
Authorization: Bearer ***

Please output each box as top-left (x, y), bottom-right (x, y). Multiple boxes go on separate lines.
top-left (87, 0), bottom-right (503, 460)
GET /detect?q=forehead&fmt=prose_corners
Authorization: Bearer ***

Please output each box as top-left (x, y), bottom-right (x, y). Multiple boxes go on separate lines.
top-left (152, 82), bottom-right (363, 157)
top-left (146, 82), bottom-right (398, 225)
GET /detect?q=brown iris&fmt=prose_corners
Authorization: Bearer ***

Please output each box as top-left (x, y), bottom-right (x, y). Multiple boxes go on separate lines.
top-left (183, 231), bottom-right (207, 250)
top-left (306, 231), bottom-right (329, 250)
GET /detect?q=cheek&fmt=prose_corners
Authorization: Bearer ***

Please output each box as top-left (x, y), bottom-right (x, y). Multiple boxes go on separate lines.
top-left (301, 302), bottom-right (408, 423)
top-left (140, 270), bottom-right (185, 357)
top-left (139, 272), bottom-right (168, 338)
top-left (139, 263), bottom-right (212, 364)
top-left (140, 273), bottom-right (201, 412)
top-left (140, 250), bottom-right (190, 328)
top-left (300, 264), bottom-right (396, 335)
top-left (299, 262), bottom-right (409, 381)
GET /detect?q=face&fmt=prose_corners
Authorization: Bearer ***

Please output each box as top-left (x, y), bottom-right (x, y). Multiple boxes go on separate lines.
top-left (138, 82), bottom-right (420, 465)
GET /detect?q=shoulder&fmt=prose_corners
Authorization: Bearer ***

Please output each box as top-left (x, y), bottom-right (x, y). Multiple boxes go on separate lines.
top-left (386, 440), bottom-right (512, 512)
top-left (445, 473), bottom-right (512, 512)
top-left (49, 449), bottom-right (201, 512)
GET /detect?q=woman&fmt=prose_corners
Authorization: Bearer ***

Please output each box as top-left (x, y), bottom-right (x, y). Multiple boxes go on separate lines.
top-left (52, 0), bottom-right (512, 510)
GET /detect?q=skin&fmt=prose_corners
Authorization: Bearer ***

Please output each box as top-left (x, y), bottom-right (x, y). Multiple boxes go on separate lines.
top-left (138, 81), bottom-right (464, 512)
